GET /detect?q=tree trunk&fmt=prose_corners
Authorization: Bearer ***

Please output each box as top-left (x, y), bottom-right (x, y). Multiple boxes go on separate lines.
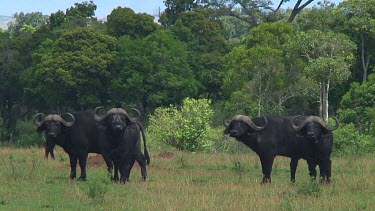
top-left (361, 34), bottom-right (370, 83)
top-left (320, 81), bottom-right (329, 123)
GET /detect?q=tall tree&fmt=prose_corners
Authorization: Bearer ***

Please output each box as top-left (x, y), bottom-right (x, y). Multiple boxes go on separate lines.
top-left (200, 0), bottom-right (315, 26)
top-left (106, 7), bottom-right (159, 38)
top-left (24, 28), bottom-right (117, 111)
top-left (223, 21), bottom-right (313, 116)
top-left (171, 10), bottom-right (228, 100)
top-left (161, 0), bottom-right (198, 27)
top-left (339, 73), bottom-right (375, 134)
top-left (112, 30), bottom-right (199, 112)
top-left (285, 30), bottom-right (356, 121)
top-left (0, 32), bottom-right (28, 140)
top-left (7, 12), bottom-right (48, 36)
top-left (338, 0), bottom-right (375, 83)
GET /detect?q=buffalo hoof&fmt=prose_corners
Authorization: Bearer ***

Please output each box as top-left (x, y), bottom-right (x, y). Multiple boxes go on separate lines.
top-left (120, 178), bottom-right (127, 184)
top-left (77, 177), bottom-right (87, 182)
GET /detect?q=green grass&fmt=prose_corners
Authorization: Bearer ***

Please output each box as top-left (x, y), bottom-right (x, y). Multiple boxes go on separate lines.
top-left (0, 146), bottom-right (374, 210)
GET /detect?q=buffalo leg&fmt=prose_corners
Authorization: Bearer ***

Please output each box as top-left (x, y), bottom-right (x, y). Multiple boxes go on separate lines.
top-left (77, 154), bottom-right (88, 181)
top-left (319, 158), bottom-right (331, 184)
top-left (113, 159), bottom-right (120, 182)
top-left (69, 154), bottom-right (78, 179)
top-left (45, 141), bottom-right (56, 159)
top-left (306, 159), bottom-right (317, 181)
top-left (290, 158), bottom-right (299, 183)
top-left (134, 153), bottom-right (147, 181)
top-left (101, 153), bottom-right (113, 175)
top-left (125, 158), bottom-right (136, 181)
top-left (260, 156), bottom-right (275, 184)
top-left (119, 154), bottom-right (132, 184)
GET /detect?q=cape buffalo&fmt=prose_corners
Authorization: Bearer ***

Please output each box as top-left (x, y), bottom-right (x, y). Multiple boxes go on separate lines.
top-left (291, 115), bottom-right (338, 183)
top-left (94, 107), bottom-right (150, 183)
top-left (33, 112), bottom-right (113, 181)
top-left (223, 115), bottom-right (338, 183)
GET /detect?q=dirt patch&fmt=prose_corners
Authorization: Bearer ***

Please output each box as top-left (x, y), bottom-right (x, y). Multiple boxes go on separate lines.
top-left (156, 151), bottom-right (174, 159)
top-left (87, 154), bottom-right (106, 168)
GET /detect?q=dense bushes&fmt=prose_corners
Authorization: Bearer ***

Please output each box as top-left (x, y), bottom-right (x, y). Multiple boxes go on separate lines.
top-left (147, 98), bottom-right (213, 152)
top-left (333, 123), bottom-right (374, 155)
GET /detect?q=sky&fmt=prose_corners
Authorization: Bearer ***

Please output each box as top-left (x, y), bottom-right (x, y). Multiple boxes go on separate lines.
top-left (0, 0), bottom-right (167, 18)
top-left (0, 0), bottom-right (343, 19)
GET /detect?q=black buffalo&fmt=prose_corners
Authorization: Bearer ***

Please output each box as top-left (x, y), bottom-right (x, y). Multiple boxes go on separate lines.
top-left (33, 112), bottom-right (113, 181)
top-left (94, 107), bottom-right (150, 183)
top-left (223, 115), bottom-right (338, 183)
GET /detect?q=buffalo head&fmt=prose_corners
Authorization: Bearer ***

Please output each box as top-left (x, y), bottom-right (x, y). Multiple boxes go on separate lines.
top-left (291, 115), bottom-right (338, 141)
top-left (223, 115), bottom-right (267, 138)
top-left (33, 113), bottom-right (75, 138)
top-left (94, 106), bottom-right (140, 136)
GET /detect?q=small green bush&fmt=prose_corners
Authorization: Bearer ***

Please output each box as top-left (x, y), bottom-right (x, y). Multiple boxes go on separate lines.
top-left (147, 97), bottom-right (213, 152)
top-left (333, 123), bottom-right (374, 155)
top-left (14, 121), bottom-right (44, 148)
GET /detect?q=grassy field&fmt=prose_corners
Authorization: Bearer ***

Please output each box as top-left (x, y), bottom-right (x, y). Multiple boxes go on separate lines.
top-left (0, 146), bottom-right (374, 210)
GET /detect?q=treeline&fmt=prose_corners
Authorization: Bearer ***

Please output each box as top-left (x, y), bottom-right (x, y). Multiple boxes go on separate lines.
top-left (0, 0), bottom-right (374, 147)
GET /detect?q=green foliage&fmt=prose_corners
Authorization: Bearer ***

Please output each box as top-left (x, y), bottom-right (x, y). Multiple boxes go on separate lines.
top-left (296, 181), bottom-right (322, 197)
top-left (13, 121), bottom-right (43, 148)
top-left (106, 7), bottom-right (158, 38)
top-left (339, 73), bottom-right (375, 135)
top-left (24, 27), bottom-right (117, 110)
top-left (2, 151), bottom-right (41, 181)
top-left (223, 21), bottom-right (314, 115)
top-left (7, 12), bottom-right (48, 35)
top-left (113, 30), bottom-right (199, 108)
top-left (147, 98), bottom-right (213, 151)
top-left (333, 123), bottom-right (374, 155)
top-left (83, 175), bottom-right (110, 202)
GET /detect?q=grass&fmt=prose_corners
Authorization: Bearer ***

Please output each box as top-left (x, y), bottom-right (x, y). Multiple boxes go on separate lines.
top-left (0, 146), bottom-right (374, 210)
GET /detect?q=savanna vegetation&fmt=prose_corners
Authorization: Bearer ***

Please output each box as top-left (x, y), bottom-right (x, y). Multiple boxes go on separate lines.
top-left (0, 147), bottom-right (374, 210)
top-left (0, 0), bottom-right (375, 209)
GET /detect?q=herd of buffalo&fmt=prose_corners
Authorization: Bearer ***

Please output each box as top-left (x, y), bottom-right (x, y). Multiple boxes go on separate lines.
top-left (33, 107), bottom-right (338, 184)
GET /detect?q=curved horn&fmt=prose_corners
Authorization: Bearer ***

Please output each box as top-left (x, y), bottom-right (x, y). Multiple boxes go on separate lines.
top-left (60, 113), bottom-right (75, 127)
top-left (317, 116), bottom-right (339, 131)
top-left (291, 115), bottom-right (308, 131)
top-left (131, 108), bottom-right (141, 121)
top-left (33, 113), bottom-right (45, 127)
top-left (238, 115), bottom-right (267, 131)
top-left (248, 116), bottom-right (267, 131)
top-left (223, 114), bottom-right (230, 128)
top-left (94, 106), bottom-right (107, 121)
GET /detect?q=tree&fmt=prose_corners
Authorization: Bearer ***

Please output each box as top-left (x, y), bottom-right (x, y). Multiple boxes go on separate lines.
top-left (0, 32), bottom-right (26, 140)
top-left (338, 0), bottom-right (375, 83)
top-left (48, 1), bottom-right (99, 30)
top-left (112, 30), bottom-right (199, 112)
top-left (24, 28), bottom-right (117, 111)
top-left (223, 21), bottom-right (314, 116)
top-left (339, 73), bottom-right (375, 135)
top-left (200, 0), bottom-right (315, 27)
top-left (161, 0), bottom-right (198, 27)
top-left (285, 30), bottom-right (356, 121)
top-left (7, 12), bottom-right (48, 35)
top-left (106, 7), bottom-right (159, 38)
top-left (171, 10), bottom-right (228, 100)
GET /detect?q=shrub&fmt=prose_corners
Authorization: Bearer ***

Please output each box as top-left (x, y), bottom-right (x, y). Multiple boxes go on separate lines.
top-left (333, 123), bottom-right (374, 155)
top-left (147, 98), bottom-right (213, 152)
top-left (14, 121), bottom-right (44, 148)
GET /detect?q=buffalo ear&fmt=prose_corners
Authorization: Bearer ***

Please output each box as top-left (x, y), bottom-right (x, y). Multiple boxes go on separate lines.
top-left (295, 126), bottom-right (306, 138)
top-left (321, 126), bottom-right (330, 137)
top-left (223, 127), bottom-right (231, 134)
top-left (36, 124), bottom-right (45, 133)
